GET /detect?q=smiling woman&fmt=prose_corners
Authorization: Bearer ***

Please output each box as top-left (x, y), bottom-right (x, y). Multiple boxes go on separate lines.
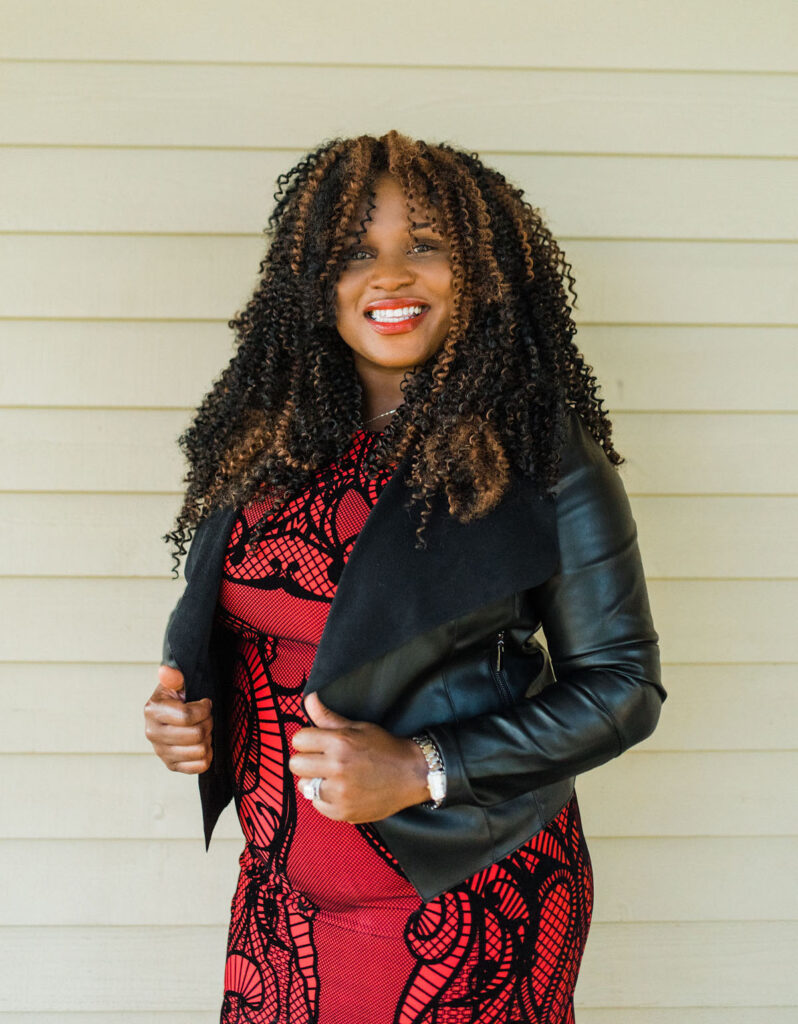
top-left (146, 129), bottom-right (664, 1023)
top-left (159, 129), bottom-right (622, 564)
top-left (334, 173), bottom-right (454, 414)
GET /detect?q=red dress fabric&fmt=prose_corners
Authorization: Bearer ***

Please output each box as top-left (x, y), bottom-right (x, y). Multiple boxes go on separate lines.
top-left (213, 426), bottom-right (594, 1024)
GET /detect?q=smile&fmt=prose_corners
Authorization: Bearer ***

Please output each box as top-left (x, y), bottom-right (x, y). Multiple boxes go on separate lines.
top-left (364, 305), bottom-right (430, 334)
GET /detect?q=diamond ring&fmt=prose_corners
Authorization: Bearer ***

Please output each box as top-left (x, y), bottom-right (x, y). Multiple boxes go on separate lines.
top-left (301, 777), bottom-right (324, 801)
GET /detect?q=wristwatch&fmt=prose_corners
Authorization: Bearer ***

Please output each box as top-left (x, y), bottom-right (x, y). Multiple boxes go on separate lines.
top-left (411, 732), bottom-right (447, 809)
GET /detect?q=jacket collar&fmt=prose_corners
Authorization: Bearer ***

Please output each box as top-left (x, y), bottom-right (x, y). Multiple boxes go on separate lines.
top-left (167, 451), bottom-right (558, 698)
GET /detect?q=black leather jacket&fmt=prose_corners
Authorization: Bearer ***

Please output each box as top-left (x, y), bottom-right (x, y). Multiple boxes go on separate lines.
top-left (161, 412), bottom-right (666, 902)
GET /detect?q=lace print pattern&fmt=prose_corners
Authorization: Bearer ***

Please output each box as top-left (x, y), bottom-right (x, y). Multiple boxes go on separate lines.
top-left (214, 427), bottom-right (594, 1023)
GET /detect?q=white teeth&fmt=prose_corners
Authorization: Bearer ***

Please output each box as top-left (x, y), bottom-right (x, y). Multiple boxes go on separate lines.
top-left (367, 305), bottom-right (426, 322)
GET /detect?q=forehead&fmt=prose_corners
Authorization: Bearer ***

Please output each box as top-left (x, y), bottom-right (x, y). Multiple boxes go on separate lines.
top-left (344, 173), bottom-right (440, 238)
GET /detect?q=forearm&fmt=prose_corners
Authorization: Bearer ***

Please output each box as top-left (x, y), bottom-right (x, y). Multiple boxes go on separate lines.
top-left (424, 412), bottom-right (667, 809)
top-left (426, 646), bottom-right (662, 806)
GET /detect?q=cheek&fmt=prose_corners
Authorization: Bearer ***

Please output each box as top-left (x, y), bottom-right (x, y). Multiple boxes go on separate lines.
top-left (432, 262), bottom-right (454, 298)
top-left (332, 286), bottom-right (348, 323)
top-left (436, 273), bottom-right (455, 317)
top-left (334, 277), bottom-right (360, 316)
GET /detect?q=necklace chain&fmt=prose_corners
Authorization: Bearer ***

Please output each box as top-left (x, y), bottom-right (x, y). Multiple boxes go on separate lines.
top-left (364, 406), bottom-right (400, 425)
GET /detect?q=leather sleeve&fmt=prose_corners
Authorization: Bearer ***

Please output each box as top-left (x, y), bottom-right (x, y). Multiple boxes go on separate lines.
top-left (425, 412), bottom-right (666, 807)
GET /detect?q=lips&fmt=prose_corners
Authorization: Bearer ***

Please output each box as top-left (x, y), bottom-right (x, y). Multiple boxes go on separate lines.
top-left (363, 298), bottom-right (431, 335)
top-left (364, 307), bottom-right (430, 335)
top-left (364, 298), bottom-right (430, 312)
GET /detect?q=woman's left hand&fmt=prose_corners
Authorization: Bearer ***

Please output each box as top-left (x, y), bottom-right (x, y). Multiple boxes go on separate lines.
top-left (289, 692), bottom-right (431, 823)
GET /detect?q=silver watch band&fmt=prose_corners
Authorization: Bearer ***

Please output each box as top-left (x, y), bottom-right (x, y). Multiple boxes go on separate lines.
top-left (411, 732), bottom-right (447, 809)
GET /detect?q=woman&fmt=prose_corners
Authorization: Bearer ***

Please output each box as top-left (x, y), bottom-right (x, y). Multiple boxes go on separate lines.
top-left (144, 130), bottom-right (666, 1023)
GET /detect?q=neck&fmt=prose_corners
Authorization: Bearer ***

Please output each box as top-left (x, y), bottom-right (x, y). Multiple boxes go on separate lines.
top-left (355, 363), bottom-right (408, 426)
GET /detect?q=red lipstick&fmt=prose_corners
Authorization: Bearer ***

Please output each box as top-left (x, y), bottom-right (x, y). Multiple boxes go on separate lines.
top-left (363, 298), bottom-right (431, 334)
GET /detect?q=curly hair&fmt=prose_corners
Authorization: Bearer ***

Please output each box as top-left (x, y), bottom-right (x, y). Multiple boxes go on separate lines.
top-left (164, 129), bottom-right (620, 576)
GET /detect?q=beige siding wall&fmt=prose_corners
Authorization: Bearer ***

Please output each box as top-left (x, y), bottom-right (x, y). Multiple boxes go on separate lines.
top-left (1, 1), bottom-right (796, 1017)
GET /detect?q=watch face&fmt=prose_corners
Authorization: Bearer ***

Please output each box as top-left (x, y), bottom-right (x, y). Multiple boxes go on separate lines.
top-left (428, 772), bottom-right (447, 801)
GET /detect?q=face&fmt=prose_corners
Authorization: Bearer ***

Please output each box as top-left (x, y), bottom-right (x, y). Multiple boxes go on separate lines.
top-left (334, 173), bottom-right (454, 387)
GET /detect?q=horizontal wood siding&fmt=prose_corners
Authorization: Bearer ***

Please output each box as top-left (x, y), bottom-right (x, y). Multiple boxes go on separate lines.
top-left (1, 1), bottom-right (795, 1017)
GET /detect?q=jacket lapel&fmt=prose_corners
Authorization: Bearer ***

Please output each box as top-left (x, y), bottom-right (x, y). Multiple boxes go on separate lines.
top-left (164, 504), bottom-right (237, 697)
top-left (304, 457), bottom-right (557, 696)
top-left (166, 456), bottom-right (558, 701)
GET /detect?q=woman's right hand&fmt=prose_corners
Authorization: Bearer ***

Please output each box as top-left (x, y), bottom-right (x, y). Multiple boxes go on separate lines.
top-left (144, 665), bottom-right (214, 773)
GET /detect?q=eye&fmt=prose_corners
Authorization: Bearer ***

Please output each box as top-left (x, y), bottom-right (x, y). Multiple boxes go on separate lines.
top-left (341, 240), bottom-right (441, 263)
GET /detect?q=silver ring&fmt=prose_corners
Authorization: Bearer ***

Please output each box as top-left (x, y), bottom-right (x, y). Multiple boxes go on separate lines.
top-left (301, 776), bottom-right (323, 801)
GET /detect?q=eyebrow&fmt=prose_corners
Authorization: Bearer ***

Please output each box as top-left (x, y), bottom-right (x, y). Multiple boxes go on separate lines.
top-left (343, 221), bottom-right (434, 241)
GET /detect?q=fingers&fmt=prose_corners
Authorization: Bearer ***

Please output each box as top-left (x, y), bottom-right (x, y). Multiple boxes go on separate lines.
top-left (290, 727), bottom-right (324, 754)
top-left (295, 774), bottom-right (336, 814)
top-left (290, 724), bottom-right (421, 823)
top-left (161, 741), bottom-right (214, 770)
top-left (145, 669), bottom-right (215, 774)
top-left (291, 724), bottom-right (352, 753)
top-left (144, 703), bottom-right (211, 743)
top-left (145, 724), bottom-right (214, 773)
top-left (170, 762), bottom-right (212, 775)
top-left (303, 691), bottom-right (354, 728)
top-left (147, 692), bottom-right (213, 728)
top-left (151, 717), bottom-right (213, 746)
top-left (158, 664), bottom-right (186, 698)
top-left (288, 752), bottom-right (327, 777)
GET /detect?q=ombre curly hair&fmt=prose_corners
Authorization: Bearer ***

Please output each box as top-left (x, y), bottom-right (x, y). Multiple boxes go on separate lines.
top-left (164, 129), bottom-right (619, 574)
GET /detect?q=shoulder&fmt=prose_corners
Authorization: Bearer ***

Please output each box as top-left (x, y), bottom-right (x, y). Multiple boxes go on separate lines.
top-left (551, 409), bottom-right (635, 550)
top-left (555, 410), bottom-right (615, 483)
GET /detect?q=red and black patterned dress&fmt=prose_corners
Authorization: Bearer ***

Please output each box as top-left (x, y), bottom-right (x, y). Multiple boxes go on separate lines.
top-left (213, 426), bottom-right (594, 1024)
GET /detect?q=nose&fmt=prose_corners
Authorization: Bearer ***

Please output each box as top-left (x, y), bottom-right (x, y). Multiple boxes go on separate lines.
top-left (368, 250), bottom-right (415, 290)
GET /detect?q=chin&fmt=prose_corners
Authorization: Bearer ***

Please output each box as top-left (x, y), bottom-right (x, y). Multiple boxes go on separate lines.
top-left (369, 347), bottom-right (432, 369)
